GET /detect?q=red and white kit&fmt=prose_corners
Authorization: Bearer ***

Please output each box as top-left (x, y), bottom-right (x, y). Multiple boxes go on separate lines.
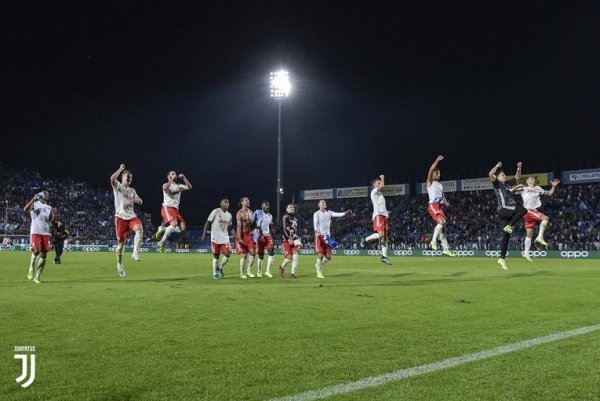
top-left (521, 186), bottom-right (549, 228)
top-left (112, 181), bottom-right (141, 241)
top-left (207, 207), bottom-right (232, 256)
top-left (161, 182), bottom-right (187, 225)
top-left (370, 188), bottom-right (389, 234)
top-left (313, 209), bottom-right (345, 256)
top-left (30, 201), bottom-right (52, 253)
top-left (427, 180), bottom-right (446, 222)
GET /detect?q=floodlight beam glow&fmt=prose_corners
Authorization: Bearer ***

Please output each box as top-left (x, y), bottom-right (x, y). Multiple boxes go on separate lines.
top-left (270, 70), bottom-right (291, 99)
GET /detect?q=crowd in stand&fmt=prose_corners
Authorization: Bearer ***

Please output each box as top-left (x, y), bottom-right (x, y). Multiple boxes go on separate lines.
top-left (0, 166), bottom-right (155, 245)
top-left (2, 165), bottom-right (599, 251)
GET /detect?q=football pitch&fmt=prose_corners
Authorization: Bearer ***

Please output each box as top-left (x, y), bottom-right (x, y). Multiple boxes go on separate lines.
top-left (1, 252), bottom-right (599, 401)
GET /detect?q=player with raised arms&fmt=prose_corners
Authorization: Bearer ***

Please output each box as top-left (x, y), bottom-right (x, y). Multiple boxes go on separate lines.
top-left (156, 171), bottom-right (192, 250)
top-left (202, 197), bottom-right (233, 279)
top-left (110, 164), bottom-right (144, 278)
top-left (24, 189), bottom-right (56, 283)
top-left (313, 200), bottom-right (352, 278)
top-left (517, 171), bottom-right (560, 261)
top-left (426, 155), bottom-right (455, 257)
top-left (235, 197), bottom-right (256, 279)
top-left (365, 174), bottom-right (392, 265)
top-left (488, 161), bottom-right (526, 270)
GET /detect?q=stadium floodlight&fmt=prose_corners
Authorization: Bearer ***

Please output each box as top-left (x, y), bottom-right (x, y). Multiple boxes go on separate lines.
top-left (270, 70), bottom-right (291, 99)
top-left (270, 69), bottom-right (291, 223)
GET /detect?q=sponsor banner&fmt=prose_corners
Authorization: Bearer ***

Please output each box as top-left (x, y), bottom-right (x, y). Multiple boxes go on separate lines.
top-left (460, 173), bottom-right (553, 191)
top-left (380, 184), bottom-right (409, 196)
top-left (335, 186), bottom-right (369, 199)
top-left (1, 247), bottom-right (597, 258)
top-left (300, 188), bottom-right (334, 201)
top-left (511, 172), bottom-right (553, 186)
top-left (460, 177), bottom-right (493, 191)
top-left (562, 168), bottom-right (600, 185)
top-left (416, 180), bottom-right (458, 195)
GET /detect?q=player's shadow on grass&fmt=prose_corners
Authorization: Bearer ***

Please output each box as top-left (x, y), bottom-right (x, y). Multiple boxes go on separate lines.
top-left (507, 270), bottom-right (552, 278)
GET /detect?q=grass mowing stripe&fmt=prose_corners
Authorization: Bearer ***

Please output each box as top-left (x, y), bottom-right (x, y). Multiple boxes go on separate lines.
top-left (268, 323), bottom-right (600, 401)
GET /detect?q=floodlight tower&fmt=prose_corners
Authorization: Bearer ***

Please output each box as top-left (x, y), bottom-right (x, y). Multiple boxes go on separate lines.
top-left (270, 69), bottom-right (291, 223)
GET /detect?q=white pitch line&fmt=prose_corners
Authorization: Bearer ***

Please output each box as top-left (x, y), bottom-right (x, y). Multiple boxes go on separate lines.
top-left (267, 323), bottom-right (600, 401)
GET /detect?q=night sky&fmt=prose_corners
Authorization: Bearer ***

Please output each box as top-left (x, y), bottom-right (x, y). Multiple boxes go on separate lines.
top-left (3, 1), bottom-right (599, 224)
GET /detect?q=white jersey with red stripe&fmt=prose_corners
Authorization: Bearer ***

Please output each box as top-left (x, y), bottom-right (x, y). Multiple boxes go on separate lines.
top-left (520, 186), bottom-right (548, 210)
top-left (112, 181), bottom-right (138, 220)
top-left (163, 183), bottom-right (186, 209)
top-left (370, 188), bottom-right (389, 220)
top-left (313, 210), bottom-right (345, 236)
top-left (207, 208), bottom-right (232, 244)
top-left (427, 180), bottom-right (444, 204)
top-left (30, 201), bottom-right (52, 235)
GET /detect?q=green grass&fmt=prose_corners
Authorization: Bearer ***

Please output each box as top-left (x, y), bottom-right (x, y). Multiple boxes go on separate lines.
top-left (1, 252), bottom-right (599, 401)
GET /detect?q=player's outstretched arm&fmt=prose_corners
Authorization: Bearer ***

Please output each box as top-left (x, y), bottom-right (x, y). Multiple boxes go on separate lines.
top-left (201, 219), bottom-right (211, 241)
top-left (379, 174), bottom-right (385, 189)
top-left (110, 164), bottom-right (125, 186)
top-left (548, 179), bottom-right (560, 197)
top-left (179, 174), bottom-right (192, 191)
top-left (427, 155), bottom-right (444, 186)
top-left (488, 162), bottom-right (502, 182)
top-left (515, 162), bottom-right (522, 182)
top-left (23, 194), bottom-right (39, 213)
top-left (134, 195), bottom-right (143, 205)
top-left (236, 212), bottom-right (243, 242)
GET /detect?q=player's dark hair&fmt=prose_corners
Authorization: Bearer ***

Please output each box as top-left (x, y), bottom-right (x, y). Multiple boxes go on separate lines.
top-left (239, 197), bottom-right (248, 207)
top-left (220, 197), bottom-right (229, 203)
top-left (496, 169), bottom-right (505, 176)
top-left (371, 178), bottom-right (380, 186)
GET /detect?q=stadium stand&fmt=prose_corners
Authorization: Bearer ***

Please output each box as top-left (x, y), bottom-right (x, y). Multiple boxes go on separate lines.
top-left (1, 165), bottom-right (598, 251)
top-left (0, 166), bottom-right (155, 246)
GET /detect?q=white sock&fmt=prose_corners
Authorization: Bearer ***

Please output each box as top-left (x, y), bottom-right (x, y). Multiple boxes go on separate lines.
top-left (212, 259), bottom-right (218, 275)
top-left (133, 231), bottom-right (142, 252)
top-left (537, 220), bottom-right (549, 239)
top-left (161, 225), bottom-right (176, 244)
top-left (219, 256), bottom-right (229, 269)
top-left (35, 257), bottom-right (46, 279)
top-left (381, 245), bottom-right (388, 258)
top-left (266, 255), bottom-right (274, 272)
top-left (246, 255), bottom-right (255, 273)
top-left (281, 258), bottom-right (291, 268)
top-left (116, 244), bottom-right (124, 264)
top-left (433, 224), bottom-right (443, 242)
top-left (257, 258), bottom-right (263, 272)
top-left (291, 254), bottom-right (298, 274)
top-left (29, 254), bottom-right (37, 271)
top-left (366, 233), bottom-right (380, 242)
top-left (321, 258), bottom-right (329, 267)
top-left (315, 258), bottom-right (322, 272)
top-left (524, 237), bottom-right (532, 254)
top-left (174, 226), bottom-right (182, 233)
top-left (440, 234), bottom-right (449, 251)
top-left (240, 258), bottom-right (246, 275)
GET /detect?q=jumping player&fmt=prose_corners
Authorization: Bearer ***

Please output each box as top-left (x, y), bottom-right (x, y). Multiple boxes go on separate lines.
top-left (235, 197), bottom-right (256, 279)
top-left (254, 201), bottom-right (275, 278)
top-left (313, 200), bottom-right (351, 278)
top-left (488, 161), bottom-right (526, 270)
top-left (365, 174), bottom-right (392, 265)
top-left (426, 155), bottom-right (455, 257)
top-left (24, 190), bottom-right (56, 283)
top-left (280, 203), bottom-right (301, 278)
top-left (156, 171), bottom-right (192, 250)
top-left (518, 175), bottom-right (560, 261)
top-left (202, 198), bottom-right (233, 279)
top-left (110, 164), bottom-right (144, 278)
